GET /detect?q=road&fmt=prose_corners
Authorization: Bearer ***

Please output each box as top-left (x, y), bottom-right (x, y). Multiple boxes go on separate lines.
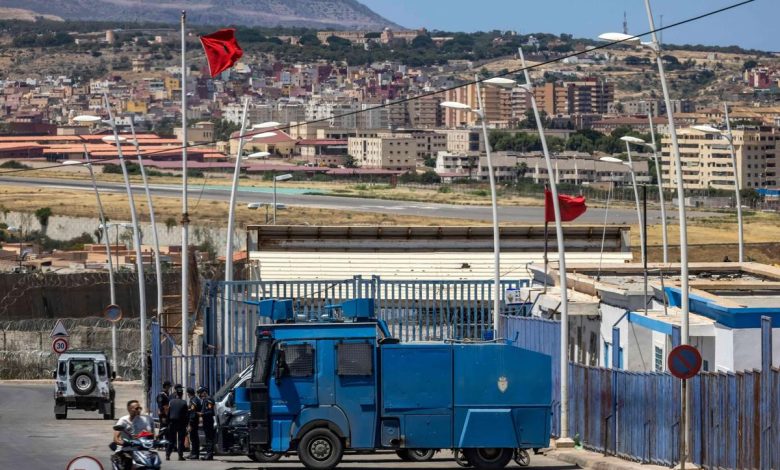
top-left (0, 382), bottom-right (575, 470)
top-left (0, 176), bottom-right (713, 224)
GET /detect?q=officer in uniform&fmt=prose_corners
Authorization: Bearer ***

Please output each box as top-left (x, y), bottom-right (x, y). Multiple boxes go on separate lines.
top-left (198, 386), bottom-right (216, 460)
top-left (166, 384), bottom-right (188, 461)
top-left (155, 381), bottom-right (171, 439)
top-left (186, 387), bottom-right (202, 459)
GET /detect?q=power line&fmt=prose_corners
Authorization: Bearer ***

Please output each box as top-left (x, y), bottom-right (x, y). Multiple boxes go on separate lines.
top-left (0, 0), bottom-right (754, 177)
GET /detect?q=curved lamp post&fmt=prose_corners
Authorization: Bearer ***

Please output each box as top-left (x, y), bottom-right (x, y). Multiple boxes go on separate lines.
top-left (620, 136), bottom-right (647, 265)
top-left (645, 113), bottom-right (669, 263)
top-left (691, 122), bottom-right (744, 263)
top-left (441, 81), bottom-right (503, 337)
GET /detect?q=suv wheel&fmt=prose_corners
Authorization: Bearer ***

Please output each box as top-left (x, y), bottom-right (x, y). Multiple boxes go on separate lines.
top-left (103, 400), bottom-right (115, 420)
top-left (71, 371), bottom-right (97, 395)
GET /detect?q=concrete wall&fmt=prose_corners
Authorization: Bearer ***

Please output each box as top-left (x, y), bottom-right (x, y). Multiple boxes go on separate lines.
top-left (2, 211), bottom-right (241, 255)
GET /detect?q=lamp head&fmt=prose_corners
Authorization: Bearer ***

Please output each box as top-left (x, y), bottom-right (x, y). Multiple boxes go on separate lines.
top-left (247, 152), bottom-right (271, 159)
top-left (73, 115), bottom-right (102, 123)
top-left (691, 125), bottom-right (723, 134)
top-left (102, 135), bottom-right (127, 144)
top-left (620, 136), bottom-right (645, 145)
top-left (600, 156), bottom-right (624, 164)
top-left (274, 174), bottom-right (293, 182)
top-left (598, 32), bottom-right (641, 44)
top-left (250, 132), bottom-right (277, 141)
top-left (252, 121), bottom-right (281, 130)
top-left (440, 101), bottom-right (472, 111)
top-left (483, 77), bottom-right (517, 88)
top-left (62, 160), bottom-right (85, 166)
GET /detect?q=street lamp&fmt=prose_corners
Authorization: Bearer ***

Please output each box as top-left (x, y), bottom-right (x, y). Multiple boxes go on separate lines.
top-left (620, 136), bottom-right (647, 265)
top-left (252, 121), bottom-right (281, 130)
top-left (692, 119), bottom-right (744, 263)
top-left (440, 76), bottom-right (503, 337)
top-left (62, 155), bottom-right (119, 368)
top-left (5, 225), bottom-right (24, 271)
top-left (602, 2), bottom-right (692, 465)
top-left (645, 112), bottom-right (669, 264)
top-left (248, 202), bottom-right (285, 224)
top-left (273, 174), bottom-right (293, 225)
top-left (248, 152), bottom-right (271, 159)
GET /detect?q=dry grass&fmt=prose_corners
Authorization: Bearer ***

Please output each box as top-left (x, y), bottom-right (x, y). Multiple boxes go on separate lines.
top-left (0, 186), bottom-right (477, 228)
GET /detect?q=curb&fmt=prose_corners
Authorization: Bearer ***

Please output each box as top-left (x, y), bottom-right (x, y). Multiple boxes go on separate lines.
top-left (548, 449), bottom-right (671, 470)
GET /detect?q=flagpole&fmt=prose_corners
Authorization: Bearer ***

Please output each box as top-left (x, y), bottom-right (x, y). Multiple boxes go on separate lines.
top-left (180, 9), bottom-right (190, 386)
top-left (520, 46), bottom-right (573, 446)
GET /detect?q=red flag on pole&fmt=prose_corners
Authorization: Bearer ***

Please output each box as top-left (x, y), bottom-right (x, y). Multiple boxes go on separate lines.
top-left (545, 190), bottom-right (587, 222)
top-left (199, 28), bottom-right (243, 77)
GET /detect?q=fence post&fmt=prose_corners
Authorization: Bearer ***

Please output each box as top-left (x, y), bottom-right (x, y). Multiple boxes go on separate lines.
top-left (611, 326), bottom-right (620, 455)
top-left (761, 316), bottom-right (772, 470)
top-left (150, 319), bottom-right (161, 418)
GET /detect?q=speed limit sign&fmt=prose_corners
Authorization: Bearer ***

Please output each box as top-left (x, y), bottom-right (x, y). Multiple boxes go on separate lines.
top-left (52, 337), bottom-right (69, 355)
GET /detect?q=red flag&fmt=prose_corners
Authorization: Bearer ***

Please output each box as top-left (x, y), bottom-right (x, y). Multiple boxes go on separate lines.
top-left (199, 29), bottom-right (243, 77)
top-left (545, 190), bottom-right (587, 223)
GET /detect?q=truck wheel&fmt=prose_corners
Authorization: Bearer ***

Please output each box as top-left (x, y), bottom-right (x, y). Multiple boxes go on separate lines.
top-left (463, 448), bottom-right (512, 470)
top-left (454, 449), bottom-right (472, 467)
top-left (298, 428), bottom-right (343, 470)
top-left (398, 449), bottom-right (436, 462)
top-left (71, 371), bottom-right (97, 396)
top-left (250, 450), bottom-right (282, 463)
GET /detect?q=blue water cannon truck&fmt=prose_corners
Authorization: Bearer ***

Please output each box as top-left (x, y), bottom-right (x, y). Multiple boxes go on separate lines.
top-left (245, 298), bottom-right (552, 470)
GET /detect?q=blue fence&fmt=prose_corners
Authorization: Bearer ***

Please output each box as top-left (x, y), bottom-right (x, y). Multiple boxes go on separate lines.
top-left (504, 314), bottom-right (779, 469)
top-left (206, 276), bottom-right (529, 355)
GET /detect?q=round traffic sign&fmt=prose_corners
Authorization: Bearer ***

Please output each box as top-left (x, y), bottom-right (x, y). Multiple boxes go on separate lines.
top-left (52, 337), bottom-right (69, 355)
top-left (102, 304), bottom-right (123, 322)
top-left (667, 345), bottom-right (702, 380)
top-left (66, 456), bottom-right (103, 470)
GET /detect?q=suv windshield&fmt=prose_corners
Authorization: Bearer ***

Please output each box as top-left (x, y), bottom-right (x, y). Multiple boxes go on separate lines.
top-left (69, 360), bottom-right (94, 376)
top-left (214, 367), bottom-right (250, 402)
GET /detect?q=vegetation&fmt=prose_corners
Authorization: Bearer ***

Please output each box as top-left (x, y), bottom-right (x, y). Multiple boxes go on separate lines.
top-left (0, 161), bottom-right (31, 170)
top-left (34, 207), bottom-right (53, 228)
top-left (490, 127), bottom-right (653, 155)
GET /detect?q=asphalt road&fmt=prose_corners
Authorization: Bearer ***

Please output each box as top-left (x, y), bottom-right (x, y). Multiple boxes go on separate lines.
top-left (0, 175), bottom-right (712, 224)
top-left (0, 382), bottom-right (575, 470)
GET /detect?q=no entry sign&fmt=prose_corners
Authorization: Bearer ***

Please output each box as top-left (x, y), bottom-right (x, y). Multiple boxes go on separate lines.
top-left (667, 345), bottom-right (702, 380)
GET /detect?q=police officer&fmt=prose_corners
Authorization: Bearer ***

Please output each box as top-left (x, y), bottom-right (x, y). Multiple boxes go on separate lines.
top-left (186, 387), bottom-right (202, 460)
top-left (198, 386), bottom-right (216, 460)
top-left (155, 381), bottom-right (171, 439)
top-left (166, 384), bottom-right (188, 461)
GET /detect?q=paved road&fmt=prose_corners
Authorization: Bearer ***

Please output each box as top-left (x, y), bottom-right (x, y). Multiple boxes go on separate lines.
top-left (0, 176), bottom-right (713, 224)
top-left (0, 382), bottom-right (575, 470)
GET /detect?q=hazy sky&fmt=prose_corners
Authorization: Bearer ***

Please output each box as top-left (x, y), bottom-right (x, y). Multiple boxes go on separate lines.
top-left (360, 0), bottom-right (775, 52)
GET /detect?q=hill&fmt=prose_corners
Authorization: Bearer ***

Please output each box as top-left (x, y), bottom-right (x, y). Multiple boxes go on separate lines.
top-left (0, 0), bottom-right (399, 29)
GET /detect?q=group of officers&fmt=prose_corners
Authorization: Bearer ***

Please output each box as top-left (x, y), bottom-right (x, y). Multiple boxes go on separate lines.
top-left (155, 381), bottom-right (216, 461)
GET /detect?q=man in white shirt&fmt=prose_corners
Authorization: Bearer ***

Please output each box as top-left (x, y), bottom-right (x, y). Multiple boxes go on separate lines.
top-left (114, 400), bottom-right (154, 444)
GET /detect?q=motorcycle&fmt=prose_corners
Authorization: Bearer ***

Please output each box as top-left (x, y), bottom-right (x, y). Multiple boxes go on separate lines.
top-left (110, 426), bottom-right (168, 469)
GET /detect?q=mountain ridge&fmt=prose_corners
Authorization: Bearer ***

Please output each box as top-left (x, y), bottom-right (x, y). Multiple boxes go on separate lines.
top-left (0, 0), bottom-right (400, 30)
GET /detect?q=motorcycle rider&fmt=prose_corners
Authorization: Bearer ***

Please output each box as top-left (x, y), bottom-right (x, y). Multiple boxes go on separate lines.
top-left (198, 386), bottom-right (216, 460)
top-left (113, 400), bottom-right (154, 470)
top-left (186, 387), bottom-right (202, 459)
top-left (155, 381), bottom-right (171, 439)
top-left (166, 384), bottom-right (188, 461)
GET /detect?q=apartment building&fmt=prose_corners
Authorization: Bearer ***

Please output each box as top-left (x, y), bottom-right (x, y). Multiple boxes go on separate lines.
top-left (434, 128), bottom-right (484, 155)
top-left (347, 133), bottom-right (416, 171)
top-left (443, 83), bottom-right (528, 128)
top-left (661, 126), bottom-right (780, 190)
top-left (534, 78), bottom-right (614, 116)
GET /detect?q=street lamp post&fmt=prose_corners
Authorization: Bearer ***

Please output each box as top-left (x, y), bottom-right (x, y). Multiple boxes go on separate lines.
top-left (692, 116), bottom-right (744, 263)
top-left (127, 119), bottom-right (165, 323)
top-left (646, 113), bottom-right (669, 264)
top-left (440, 76), bottom-right (504, 337)
top-left (273, 174), bottom-right (293, 225)
top-left (248, 202), bottom-right (285, 224)
top-left (620, 136), bottom-right (647, 265)
top-left (63, 154), bottom-right (118, 368)
top-left (101, 95), bottom-right (149, 409)
top-left (516, 45), bottom-right (573, 445)
top-left (601, 2), bottom-right (692, 463)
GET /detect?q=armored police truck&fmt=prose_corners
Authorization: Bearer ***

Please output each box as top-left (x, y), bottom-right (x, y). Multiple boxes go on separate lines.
top-left (245, 299), bottom-right (551, 470)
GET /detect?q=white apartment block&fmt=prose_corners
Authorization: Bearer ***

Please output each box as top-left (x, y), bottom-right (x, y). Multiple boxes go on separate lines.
top-left (348, 133), bottom-right (416, 171)
top-left (661, 126), bottom-right (780, 190)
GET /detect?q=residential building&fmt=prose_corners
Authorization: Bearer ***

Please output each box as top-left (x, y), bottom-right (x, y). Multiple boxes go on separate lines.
top-left (347, 133), bottom-right (416, 171)
top-left (174, 121), bottom-right (215, 144)
top-left (660, 126), bottom-right (780, 190)
top-left (443, 83), bottom-right (527, 128)
top-left (435, 129), bottom-right (484, 154)
top-left (297, 139), bottom-right (348, 166)
top-left (534, 78), bottom-right (614, 116)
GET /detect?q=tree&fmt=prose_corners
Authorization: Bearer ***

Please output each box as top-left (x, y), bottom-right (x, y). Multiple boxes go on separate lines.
top-left (423, 155), bottom-right (437, 168)
top-left (344, 155), bottom-right (359, 168)
top-left (34, 207), bottom-right (52, 232)
top-left (298, 34), bottom-right (321, 47)
top-left (742, 59), bottom-right (758, 71)
top-left (411, 35), bottom-right (434, 49)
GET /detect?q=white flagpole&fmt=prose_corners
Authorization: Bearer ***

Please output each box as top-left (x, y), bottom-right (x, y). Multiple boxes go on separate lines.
top-left (180, 10), bottom-right (190, 386)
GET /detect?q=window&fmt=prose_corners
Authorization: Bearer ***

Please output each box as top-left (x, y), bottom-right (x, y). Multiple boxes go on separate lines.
top-left (654, 346), bottom-right (663, 372)
top-left (703, 360), bottom-right (709, 372)
top-left (283, 343), bottom-right (314, 377)
top-left (336, 342), bottom-right (373, 376)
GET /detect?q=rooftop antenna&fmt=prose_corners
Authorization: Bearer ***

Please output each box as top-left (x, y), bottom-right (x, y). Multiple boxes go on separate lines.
top-left (623, 11), bottom-right (628, 35)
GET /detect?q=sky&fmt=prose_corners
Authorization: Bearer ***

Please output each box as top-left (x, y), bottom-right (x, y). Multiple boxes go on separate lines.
top-left (359, 0), bottom-right (776, 52)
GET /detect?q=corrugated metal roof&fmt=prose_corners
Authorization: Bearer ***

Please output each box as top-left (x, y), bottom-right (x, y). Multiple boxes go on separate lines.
top-left (249, 251), bottom-right (632, 281)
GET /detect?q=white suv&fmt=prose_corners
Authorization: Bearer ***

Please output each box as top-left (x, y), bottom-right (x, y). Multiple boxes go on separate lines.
top-left (53, 350), bottom-right (116, 420)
